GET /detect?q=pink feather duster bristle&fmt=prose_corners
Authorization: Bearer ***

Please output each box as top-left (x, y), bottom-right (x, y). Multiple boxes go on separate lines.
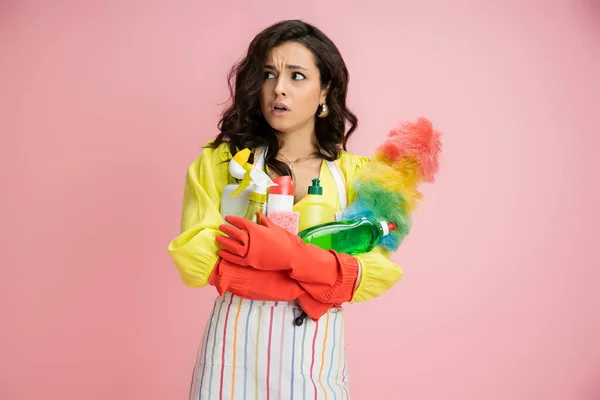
top-left (375, 117), bottom-right (442, 183)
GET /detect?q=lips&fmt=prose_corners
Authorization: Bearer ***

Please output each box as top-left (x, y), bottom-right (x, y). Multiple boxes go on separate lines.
top-left (272, 102), bottom-right (289, 111)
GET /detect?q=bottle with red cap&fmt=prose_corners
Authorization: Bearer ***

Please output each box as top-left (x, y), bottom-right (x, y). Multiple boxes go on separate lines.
top-left (267, 175), bottom-right (295, 212)
top-left (265, 176), bottom-right (301, 234)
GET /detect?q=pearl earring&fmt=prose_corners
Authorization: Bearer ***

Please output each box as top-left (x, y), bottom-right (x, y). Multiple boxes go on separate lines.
top-left (318, 103), bottom-right (329, 118)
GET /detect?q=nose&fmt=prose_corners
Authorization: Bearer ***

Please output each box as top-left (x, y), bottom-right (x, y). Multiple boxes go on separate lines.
top-left (274, 76), bottom-right (286, 97)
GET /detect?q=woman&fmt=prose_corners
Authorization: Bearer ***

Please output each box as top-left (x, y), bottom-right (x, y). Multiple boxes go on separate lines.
top-left (168, 20), bottom-right (403, 399)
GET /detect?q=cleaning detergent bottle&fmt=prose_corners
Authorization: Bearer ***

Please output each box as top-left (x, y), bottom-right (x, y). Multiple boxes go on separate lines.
top-left (298, 216), bottom-right (397, 255)
top-left (294, 178), bottom-right (336, 232)
top-left (243, 167), bottom-right (277, 223)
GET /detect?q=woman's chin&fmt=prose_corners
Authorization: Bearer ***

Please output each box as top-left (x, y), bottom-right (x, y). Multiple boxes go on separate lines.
top-left (266, 119), bottom-right (294, 134)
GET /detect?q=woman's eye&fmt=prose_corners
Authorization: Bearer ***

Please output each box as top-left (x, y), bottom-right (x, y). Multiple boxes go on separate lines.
top-left (292, 72), bottom-right (306, 80)
top-left (264, 71), bottom-right (275, 79)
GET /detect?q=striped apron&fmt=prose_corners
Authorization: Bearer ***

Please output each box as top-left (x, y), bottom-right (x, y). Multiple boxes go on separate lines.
top-left (190, 148), bottom-right (351, 399)
top-left (189, 294), bottom-right (350, 400)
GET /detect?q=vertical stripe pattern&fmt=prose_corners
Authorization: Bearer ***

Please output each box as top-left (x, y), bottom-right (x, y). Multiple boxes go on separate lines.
top-left (230, 300), bottom-right (243, 399)
top-left (319, 311), bottom-right (330, 400)
top-left (310, 321), bottom-right (319, 399)
top-left (327, 311), bottom-right (339, 399)
top-left (189, 293), bottom-right (349, 399)
top-left (243, 300), bottom-right (254, 399)
top-left (289, 308), bottom-right (297, 400)
top-left (278, 307), bottom-right (287, 400)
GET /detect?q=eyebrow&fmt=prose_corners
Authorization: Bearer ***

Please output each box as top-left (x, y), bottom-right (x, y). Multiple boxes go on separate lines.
top-left (264, 64), bottom-right (308, 71)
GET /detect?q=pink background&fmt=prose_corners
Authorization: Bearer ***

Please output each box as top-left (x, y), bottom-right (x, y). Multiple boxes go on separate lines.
top-left (2, 1), bottom-right (599, 399)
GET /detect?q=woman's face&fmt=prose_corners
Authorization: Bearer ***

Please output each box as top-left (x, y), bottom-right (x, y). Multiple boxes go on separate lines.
top-left (260, 41), bottom-right (328, 134)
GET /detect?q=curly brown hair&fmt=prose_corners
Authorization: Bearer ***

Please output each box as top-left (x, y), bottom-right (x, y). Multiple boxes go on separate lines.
top-left (208, 19), bottom-right (358, 177)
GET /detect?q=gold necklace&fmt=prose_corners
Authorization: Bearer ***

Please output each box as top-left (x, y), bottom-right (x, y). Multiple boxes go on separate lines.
top-left (277, 153), bottom-right (320, 170)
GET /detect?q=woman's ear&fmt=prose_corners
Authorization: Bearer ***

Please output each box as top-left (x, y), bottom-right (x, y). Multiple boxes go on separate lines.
top-left (320, 82), bottom-right (330, 103)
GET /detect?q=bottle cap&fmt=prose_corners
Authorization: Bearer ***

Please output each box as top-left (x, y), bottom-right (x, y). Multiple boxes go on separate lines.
top-left (269, 176), bottom-right (294, 195)
top-left (379, 221), bottom-right (397, 236)
top-left (307, 178), bottom-right (323, 195)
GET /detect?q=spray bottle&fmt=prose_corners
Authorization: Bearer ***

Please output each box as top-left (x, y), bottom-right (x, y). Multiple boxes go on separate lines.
top-left (298, 216), bottom-right (397, 255)
top-left (242, 168), bottom-right (277, 223)
top-left (221, 148), bottom-right (254, 218)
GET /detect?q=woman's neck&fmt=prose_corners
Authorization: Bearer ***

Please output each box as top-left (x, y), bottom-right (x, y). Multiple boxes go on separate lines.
top-left (277, 125), bottom-right (319, 160)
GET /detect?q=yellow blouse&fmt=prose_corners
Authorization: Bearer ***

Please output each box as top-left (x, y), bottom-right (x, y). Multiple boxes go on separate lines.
top-left (167, 142), bottom-right (403, 303)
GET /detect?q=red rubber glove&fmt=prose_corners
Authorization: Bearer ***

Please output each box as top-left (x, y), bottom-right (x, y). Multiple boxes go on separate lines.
top-left (209, 257), bottom-right (301, 301)
top-left (209, 257), bottom-right (335, 321)
top-left (216, 213), bottom-right (359, 305)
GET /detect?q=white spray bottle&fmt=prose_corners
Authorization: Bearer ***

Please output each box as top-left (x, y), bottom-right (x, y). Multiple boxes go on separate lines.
top-left (221, 148), bottom-right (277, 222)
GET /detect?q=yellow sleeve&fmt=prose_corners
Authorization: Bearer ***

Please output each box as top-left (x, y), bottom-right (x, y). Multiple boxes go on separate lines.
top-left (340, 153), bottom-right (404, 303)
top-left (352, 246), bottom-right (403, 303)
top-left (167, 144), bottom-right (230, 288)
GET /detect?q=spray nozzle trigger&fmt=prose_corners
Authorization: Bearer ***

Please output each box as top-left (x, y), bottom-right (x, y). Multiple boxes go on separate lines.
top-left (249, 168), bottom-right (277, 195)
top-left (228, 147), bottom-right (276, 198)
top-left (229, 148), bottom-right (256, 198)
top-left (230, 163), bottom-right (254, 198)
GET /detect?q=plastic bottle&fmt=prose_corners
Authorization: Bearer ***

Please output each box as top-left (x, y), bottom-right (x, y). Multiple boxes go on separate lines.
top-left (242, 167), bottom-right (277, 223)
top-left (267, 176), bottom-right (300, 234)
top-left (267, 176), bottom-right (294, 212)
top-left (293, 178), bottom-right (336, 232)
top-left (298, 216), bottom-right (397, 255)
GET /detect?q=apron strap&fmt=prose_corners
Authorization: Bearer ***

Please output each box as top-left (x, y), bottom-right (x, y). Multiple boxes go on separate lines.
top-left (325, 160), bottom-right (347, 211)
top-left (254, 146), bottom-right (266, 170)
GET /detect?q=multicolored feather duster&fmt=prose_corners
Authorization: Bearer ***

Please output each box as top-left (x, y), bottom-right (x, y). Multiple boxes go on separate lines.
top-left (340, 117), bottom-right (442, 252)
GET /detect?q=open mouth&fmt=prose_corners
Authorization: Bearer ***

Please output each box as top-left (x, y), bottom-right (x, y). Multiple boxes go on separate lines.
top-left (273, 105), bottom-right (289, 111)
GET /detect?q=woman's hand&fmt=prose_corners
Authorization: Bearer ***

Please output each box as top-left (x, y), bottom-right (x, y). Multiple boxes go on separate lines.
top-left (216, 212), bottom-right (303, 271)
top-left (216, 212), bottom-right (359, 305)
